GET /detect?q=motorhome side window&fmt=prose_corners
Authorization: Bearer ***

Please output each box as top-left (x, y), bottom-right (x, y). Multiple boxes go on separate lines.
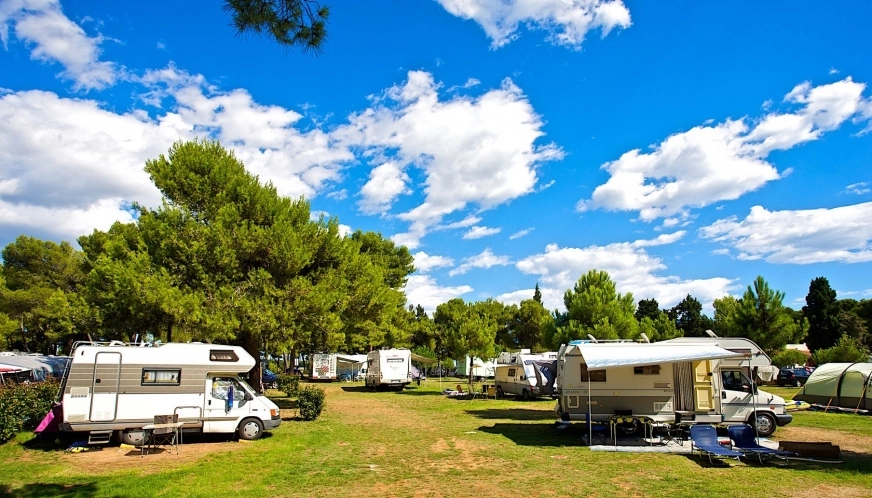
top-left (210, 350), bottom-right (239, 362)
top-left (507, 368), bottom-right (516, 377)
top-left (722, 370), bottom-right (750, 392)
top-left (634, 365), bottom-right (660, 375)
top-left (211, 377), bottom-right (245, 401)
top-left (141, 368), bottom-right (181, 386)
top-left (580, 365), bottom-right (606, 382)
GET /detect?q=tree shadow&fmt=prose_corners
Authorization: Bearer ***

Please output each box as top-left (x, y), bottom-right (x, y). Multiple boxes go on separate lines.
top-left (340, 386), bottom-right (375, 393)
top-left (270, 398), bottom-right (298, 410)
top-left (477, 422), bottom-right (588, 447)
top-left (465, 408), bottom-right (557, 421)
top-left (395, 389), bottom-right (443, 396)
top-left (0, 482), bottom-right (98, 497)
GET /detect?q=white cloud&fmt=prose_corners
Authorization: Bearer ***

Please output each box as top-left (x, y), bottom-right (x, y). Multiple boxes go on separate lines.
top-left (630, 231), bottom-right (685, 248)
top-left (438, 215), bottom-right (482, 230)
top-left (0, 0), bottom-right (117, 90)
top-left (846, 182), bottom-right (870, 195)
top-left (700, 202), bottom-right (872, 264)
top-left (0, 197), bottom-right (134, 242)
top-left (403, 274), bottom-right (472, 314)
top-left (509, 227), bottom-right (534, 239)
top-left (413, 251), bottom-right (455, 273)
top-left (496, 288), bottom-right (536, 306)
top-left (448, 248), bottom-right (511, 276)
top-left (435, 0), bottom-right (631, 49)
top-left (580, 78), bottom-right (872, 221)
top-left (0, 67), bottom-right (356, 243)
top-left (358, 161), bottom-right (410, 214)
top-left (337, 70), bottom-right (561, 248)
top-left (463, 225), bottom-right (501, 239)
top-left (326, 189), bottom-right (348, 201)
top-left (515, 243), bottom-right (735, 311)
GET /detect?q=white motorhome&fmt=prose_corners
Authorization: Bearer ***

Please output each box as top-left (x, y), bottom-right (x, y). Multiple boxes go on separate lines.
top-left (364, 349), bottom-right (412, 389)
top-left (555, 339), bottom-right (792, 436)
top-left (494, 351), bottom-right (557, 399)
top-left (311, 353), bottom-right (337, 381)
top-left (455, 356), bottom-right (496, 380)
top-left (59, 342), bottom-right (281, 445)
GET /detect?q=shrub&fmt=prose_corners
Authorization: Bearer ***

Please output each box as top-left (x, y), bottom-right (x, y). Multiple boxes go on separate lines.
top-left (0, 381), bottom-right (58, 443)
top-left (771, 349), bottom-right (809, 368)
top-left (276, 374), bottom-right (300, 396)
top-left (297, 386), bottom-right (325, 421)
top-left (812, 335), bottom-right (870, 365)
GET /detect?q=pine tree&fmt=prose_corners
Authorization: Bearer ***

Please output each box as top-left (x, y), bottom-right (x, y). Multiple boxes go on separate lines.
top-left (803, 277), bottom-right (841, 352)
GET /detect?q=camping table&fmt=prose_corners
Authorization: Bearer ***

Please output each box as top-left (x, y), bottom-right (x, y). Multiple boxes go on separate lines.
top-left (609, 415), bottom-right (656, 447)
top-left (141, 422), bottom-right (185, 456)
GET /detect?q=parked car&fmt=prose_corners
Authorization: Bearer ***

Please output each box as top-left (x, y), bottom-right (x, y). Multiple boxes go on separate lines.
top-left (777, 368), bottom-right (811, 387)
top-left (262, 368), bottom-right (278, 389)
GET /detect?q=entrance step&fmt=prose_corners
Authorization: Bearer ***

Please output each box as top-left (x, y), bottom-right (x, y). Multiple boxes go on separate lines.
top-left (87, 430), bottom-right (113, 445)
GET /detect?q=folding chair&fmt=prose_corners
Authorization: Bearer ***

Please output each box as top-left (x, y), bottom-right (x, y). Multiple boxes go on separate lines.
top-left (584, 414), bottom-right (609, 446)
top-left (689, 425), bottom-right (743, 464)
top-left (728, 425), bottom-right (798, 464)
top-left (150, 414), bottom-right (179, 454)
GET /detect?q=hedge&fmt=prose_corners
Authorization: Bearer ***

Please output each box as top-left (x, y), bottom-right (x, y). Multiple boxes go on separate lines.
top-left (0, 381), bottom-right (58, 443)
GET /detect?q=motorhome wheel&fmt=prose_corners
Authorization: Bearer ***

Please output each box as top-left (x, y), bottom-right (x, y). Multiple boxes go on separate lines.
top-left (521, 389), bottom-right (530, 401)
top-left (752, 412), bottom-right (776, 437)
top-left (794, 379), bottom-right (802, 387)
top-left (239, 418), bottom-right (264, 440)
top-left (495, 386), bottom-right (504, 398)
top-left (121, 429), bottom-right (144, 446)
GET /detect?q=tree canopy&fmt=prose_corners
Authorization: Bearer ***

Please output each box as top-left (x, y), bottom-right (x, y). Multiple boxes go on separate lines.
top-left (225, 0), bottom-right (329, 52)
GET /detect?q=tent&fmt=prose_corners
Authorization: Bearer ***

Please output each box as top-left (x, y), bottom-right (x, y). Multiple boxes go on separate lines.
top-left (0, 356), bottom-right (69, 382)
top-left (794, 363), bottom-right (872, 411)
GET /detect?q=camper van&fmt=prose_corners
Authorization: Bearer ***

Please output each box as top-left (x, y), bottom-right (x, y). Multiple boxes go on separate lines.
top-left (311, 353), bottom-right (337, 381)
top-left (555, 339), bottom-right (792, 436)
top-left (59, 342), bottom-right (281, 445)
top-left (494, 351), bottom-right (557, 399)
top-left (365, 349), bottom-right (412, 389)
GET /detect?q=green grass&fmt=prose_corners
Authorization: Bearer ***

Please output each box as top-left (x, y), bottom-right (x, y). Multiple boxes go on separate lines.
top-left (1, 380), bottom-right (871, 497)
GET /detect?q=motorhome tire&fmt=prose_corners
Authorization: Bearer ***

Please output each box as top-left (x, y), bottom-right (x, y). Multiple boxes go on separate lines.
top-left (121, 429), bottom-right (144, 446)
top-left (521, 389), bottom-right (530, 401)
top-left (495, 386), bottom-right (504, 399)
top-left (239, 418), bottom-right (264, 440)
top-left (751, 412), bottom-right (776, 437)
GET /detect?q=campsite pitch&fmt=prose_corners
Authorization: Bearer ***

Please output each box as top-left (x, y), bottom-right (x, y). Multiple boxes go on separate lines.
top-left (1, 381), bottom-right (871, 498)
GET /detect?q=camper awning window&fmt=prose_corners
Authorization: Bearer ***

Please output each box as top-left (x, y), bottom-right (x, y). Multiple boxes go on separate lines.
top-left (575, 344), bottom-right (743, 369)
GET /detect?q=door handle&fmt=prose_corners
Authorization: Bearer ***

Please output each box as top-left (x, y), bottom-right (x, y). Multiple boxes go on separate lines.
top-left (721, 391), bottom-right (726, 399)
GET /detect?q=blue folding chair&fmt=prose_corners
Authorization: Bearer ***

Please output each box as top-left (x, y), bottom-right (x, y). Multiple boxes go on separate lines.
top-left (728, 425), bottom-right (798, 463)
top-left (689, 425), bottom-right (743, 464)
top-left (584, 414), bottom-right (610, 446)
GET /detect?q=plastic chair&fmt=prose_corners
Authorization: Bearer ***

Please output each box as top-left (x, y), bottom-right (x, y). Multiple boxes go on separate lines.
top-left (689, 425), bottom-right (743, 464)
top-left (728, 425), bottom-right (798, 463)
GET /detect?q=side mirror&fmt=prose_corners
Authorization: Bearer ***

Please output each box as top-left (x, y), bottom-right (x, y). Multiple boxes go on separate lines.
top-left (244, 391), bottom-right (254, 401)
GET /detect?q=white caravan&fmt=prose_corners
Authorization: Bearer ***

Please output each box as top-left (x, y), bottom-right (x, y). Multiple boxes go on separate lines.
top-left (494, 351), bottom-right (558, 399)
top-left (311, 353), bottom-right (337, 381)
top-left (59, 342), bottom-right (281, 445)
top-left (365, 349), bottom-right (412, 389)
top-left (455, 356), bottom-right (496, 380)
top-left (555, 339), bottom-right (792, 436)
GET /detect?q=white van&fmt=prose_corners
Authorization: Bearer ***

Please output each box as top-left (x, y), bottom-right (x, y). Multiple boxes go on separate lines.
top-left (364, 349), bottom-right (411, 389)
top-left (59, 342), bottom-right (281, 444)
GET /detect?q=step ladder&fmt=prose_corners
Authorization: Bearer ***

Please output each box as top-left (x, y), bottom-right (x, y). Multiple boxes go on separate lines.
top-left (87, 430), bottom-right (113, 445)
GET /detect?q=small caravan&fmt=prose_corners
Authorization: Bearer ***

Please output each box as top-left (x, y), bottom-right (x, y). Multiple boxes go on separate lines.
top-left (365, 349), bottom-right (412, 389)
top-left (59, 342), bottom-right (281, 445)
top-left (555, 338), bottom-right (792, 436)
top-left (311, 353), bottom-right (337, 381)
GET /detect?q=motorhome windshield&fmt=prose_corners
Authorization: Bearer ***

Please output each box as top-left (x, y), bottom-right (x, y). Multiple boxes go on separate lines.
top-left (235, 376), bottom-right (258, 395)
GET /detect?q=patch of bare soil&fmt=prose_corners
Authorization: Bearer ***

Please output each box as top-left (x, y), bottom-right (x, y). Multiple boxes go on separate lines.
top-left (60, 439), bottom-right (244, 475)
top-left (776, 425), bottom-right (872, 455)
top-left (788, 484), bottom-right (872, 498)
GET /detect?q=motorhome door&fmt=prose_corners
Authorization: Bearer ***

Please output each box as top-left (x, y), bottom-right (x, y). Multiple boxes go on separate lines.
top-left (691, 360), bottom-right (716, 412)
top-left (89, 352), bottom-right (121, 422)
top-left (205, 376), bottom-right (249, 433)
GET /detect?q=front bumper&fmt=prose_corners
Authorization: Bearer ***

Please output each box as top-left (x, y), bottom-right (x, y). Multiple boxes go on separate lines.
top-left (265, 417), bottom-right (281, 429)
top-left (776, 413), bottom-right (793, 426)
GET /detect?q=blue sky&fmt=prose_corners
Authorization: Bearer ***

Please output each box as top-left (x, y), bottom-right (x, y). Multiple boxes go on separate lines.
top-left (1, 0), bottom-right (871, 314)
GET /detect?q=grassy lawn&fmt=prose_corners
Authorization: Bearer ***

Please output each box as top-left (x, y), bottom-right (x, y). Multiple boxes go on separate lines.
top-left (1, 380), bottom-right (871, 497)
